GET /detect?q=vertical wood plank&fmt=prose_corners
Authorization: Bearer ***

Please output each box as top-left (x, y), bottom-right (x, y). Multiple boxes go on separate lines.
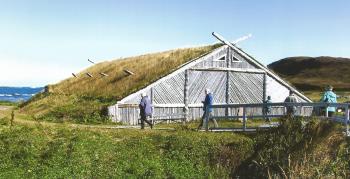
top-left (184, 70), bottom-right (189, 122)
top-left (243, 107), bottom-right (246, 131)
top-left (263, 73), bottom-right (267, 102)
top-left (150, 87), bottom-right (154, 123)
top-left (345, 106), bottom-right (349, 136)
top-left (115, 104), bottom-right (119, 122)
top-left (205, 109), bottom-right (209, 131)
top-left (225, 47), bottom-right (230, 117)
top-left (262, 73), bottom-right (267, 120)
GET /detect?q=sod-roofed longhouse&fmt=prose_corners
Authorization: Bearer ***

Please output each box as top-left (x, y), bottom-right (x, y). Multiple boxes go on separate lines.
top-left (108, 44), bottom-right (312, 125)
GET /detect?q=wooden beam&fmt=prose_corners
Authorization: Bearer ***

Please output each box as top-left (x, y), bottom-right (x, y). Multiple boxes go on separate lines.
top-left (225, 48), bottom-right (230, 117)
top-left (117, 102), bottom-right (349, 109)
top-left (242, 107), bottom-right (246, 131)
top-left (184, 70), bottom-right (189, 122)
top-left (88, 59), bottom-right (95, 64)
top-left (99, 72), bottom-right (109, 77)
top-left (212, 102), bottom-right (349, 108)
top-left (262, 73), bottom-right (267, 120)
top-left (263, 73), bottom-right (267, 102)
top-left (86, 72), bottom-right (93, 78)
top-left (150, 87), bottom-right (154, 121)
top-left (189, 67), bottom-right (265, 74)
top-left (123, 69), bottom-right (135, 75)
top-left (115, 104), bottom-right (119, 122)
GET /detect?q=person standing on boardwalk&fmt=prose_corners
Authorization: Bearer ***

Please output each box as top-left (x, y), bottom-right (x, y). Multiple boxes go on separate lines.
top-left (139, 92), bottom-right (153, 129)
top-left (320, 85), bottom-right (337, 117)
top-left (198, 89), bottom-right (218, 129)
top-left (264, 96), bottom-right (272, 122)
top-left (284, 91), bottom-right (299, 117)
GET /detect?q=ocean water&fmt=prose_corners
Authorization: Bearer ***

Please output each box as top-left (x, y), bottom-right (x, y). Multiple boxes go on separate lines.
top-left (0, 87), bottom-right (44, 102)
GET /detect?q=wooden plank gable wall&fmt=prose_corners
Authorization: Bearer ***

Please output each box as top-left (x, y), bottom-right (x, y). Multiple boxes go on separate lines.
top-left (108, 45), bottom-right (310, 124)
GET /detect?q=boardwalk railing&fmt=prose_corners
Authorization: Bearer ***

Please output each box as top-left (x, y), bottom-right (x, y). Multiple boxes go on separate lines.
top-left (203, 102), bottom-right (350, 135)
top-left (111, 102), bottom-right (349, 135)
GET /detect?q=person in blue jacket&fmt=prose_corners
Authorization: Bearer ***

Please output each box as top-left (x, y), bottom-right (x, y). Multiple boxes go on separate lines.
top-left (321, 85), bottom-right (337, 117)
top-left (139, 92), bottom-right (153, 129)
top-left (198, 89), bottom-right (218, 129)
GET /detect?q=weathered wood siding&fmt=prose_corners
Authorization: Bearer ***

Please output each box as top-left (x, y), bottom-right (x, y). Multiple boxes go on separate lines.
top-left (108, 45), bottom-right (311, 124)
top-left (229, 72), bottom-right (264, 103)
top-left (188, 71), bottom-right (227, 104)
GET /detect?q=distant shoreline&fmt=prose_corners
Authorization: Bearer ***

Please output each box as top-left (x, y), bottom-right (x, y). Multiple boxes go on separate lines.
top-left (0, 86), bottom-right (43, 102)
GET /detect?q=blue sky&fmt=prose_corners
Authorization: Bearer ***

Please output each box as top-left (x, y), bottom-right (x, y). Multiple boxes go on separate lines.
top-left (0, 0), bottom-right (349, 87)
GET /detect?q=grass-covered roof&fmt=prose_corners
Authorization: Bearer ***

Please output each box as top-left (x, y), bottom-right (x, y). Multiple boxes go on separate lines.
top-left (21, 44), bottom-right (222, 122)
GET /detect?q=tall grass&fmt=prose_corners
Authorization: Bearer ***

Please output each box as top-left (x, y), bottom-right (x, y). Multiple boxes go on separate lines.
top-left (234, 117), bottom-right (349, 178)
top-left (0, 116), bottom-right (348, 178)
top-left (0, 118), bottom-right (252, 178)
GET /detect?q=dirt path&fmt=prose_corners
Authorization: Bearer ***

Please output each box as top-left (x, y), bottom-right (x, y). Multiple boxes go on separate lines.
top-left (0, 106), bottom-right (10, 111)
top-left (0, 106), bottom-right (166, 131)
top-left (0, 105), bottom-right (122, 130)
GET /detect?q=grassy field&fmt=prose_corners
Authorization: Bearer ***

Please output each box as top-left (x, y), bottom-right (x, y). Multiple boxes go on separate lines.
top-left (0, 106), bottom-right (254, 178)
top-left (0, 101), bottom-right (18, 106)
top-left (1, 106), bottom-right (349, 178)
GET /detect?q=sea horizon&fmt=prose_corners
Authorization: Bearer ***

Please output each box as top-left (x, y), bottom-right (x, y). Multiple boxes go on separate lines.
top-left (0, 86), bottom-right (43, 102)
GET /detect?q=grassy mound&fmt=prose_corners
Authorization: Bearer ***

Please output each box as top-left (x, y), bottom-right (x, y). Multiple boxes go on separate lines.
top-left (268, 56), bottom-right (350, 91)
top-left (0, 115), bottom-right (349, 178)
top-left (20, 44), bottom-right (221, 123)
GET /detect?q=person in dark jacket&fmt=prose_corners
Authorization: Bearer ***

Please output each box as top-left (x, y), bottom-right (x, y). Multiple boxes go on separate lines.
top-left (139, 92), bottom-right (153, 129)
top-left (284, 91), bottom-right (299, 117)
top-left (198, 89), bottom-right (218, 129)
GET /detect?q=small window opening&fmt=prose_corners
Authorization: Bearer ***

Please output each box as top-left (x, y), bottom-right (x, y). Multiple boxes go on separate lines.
top-left (231, 55), bottom-right (240, 62)
top-left (215, 55), bottom-right (226, 61)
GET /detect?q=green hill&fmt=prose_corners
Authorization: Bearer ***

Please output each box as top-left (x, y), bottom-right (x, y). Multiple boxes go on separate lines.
top-left (268, 56), bottom-right (350, 91)
top-left (21, 44), bottom-right (221, 122)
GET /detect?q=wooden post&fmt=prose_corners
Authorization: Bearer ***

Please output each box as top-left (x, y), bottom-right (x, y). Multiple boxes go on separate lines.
top-left (263, 73), bottom-right (267, 102)
top-left (115, 104), bottom-right (119, 122)
top-left (150, 88), bottom-right (154, 125)
top-left (243, 107), bottom-right (246, 131)
top-left (205, 108), bottom-right (209, 132)
top-left (225, 48), bottom-right (231, 117)
top-left (262, 73), bottom-right (267, 121)
top-left (345, 106), bottom-right (349, 136)
top-left (10, 110), bottom-right (14, 127)
top-left (184, 70), bottom-right (189, 123)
